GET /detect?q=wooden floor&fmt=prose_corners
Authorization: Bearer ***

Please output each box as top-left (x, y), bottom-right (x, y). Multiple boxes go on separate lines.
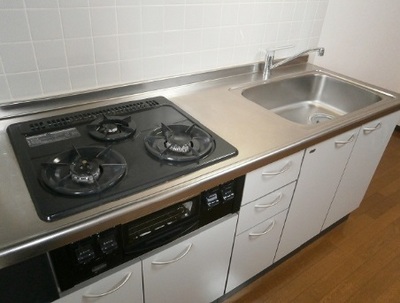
top-left (223, 129), bottom-right (400, 303)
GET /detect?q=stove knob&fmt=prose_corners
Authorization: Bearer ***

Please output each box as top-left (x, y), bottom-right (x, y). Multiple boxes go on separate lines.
top-left (221, 182), bottom-right (235, 202)
top-left (97, 233), bottom-right (119, 255)
top-left (204, 189), bottom-right (220, 208)
top-left (75, 243), bottom-right (96, 264)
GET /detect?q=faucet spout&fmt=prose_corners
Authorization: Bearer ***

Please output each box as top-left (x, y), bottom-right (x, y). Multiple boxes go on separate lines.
top-left (263, 47), bottom-right (325, 80)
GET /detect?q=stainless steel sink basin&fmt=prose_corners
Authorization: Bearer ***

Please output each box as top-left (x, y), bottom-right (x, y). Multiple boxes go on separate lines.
top-left (241, 72), bottom-right (383, 125)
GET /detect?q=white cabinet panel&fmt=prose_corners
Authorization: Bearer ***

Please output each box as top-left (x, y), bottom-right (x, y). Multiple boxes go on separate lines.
top-left (323, 112), bottom-right (400, 229)
top-left (55, 260), bottom-right (143, 303)
top-left (142, 215), bottom-right (237, 303)
top-left (236, 182), bottom-right (295, 235)
top-left (242, 150), bottom-right (303, 205)
top-left (275, 128), bottom-right (359, 261)
top-left (226, 210), bottom-right (287, 292)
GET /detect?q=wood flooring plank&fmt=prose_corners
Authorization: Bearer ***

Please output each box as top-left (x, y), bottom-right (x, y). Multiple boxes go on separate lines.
top-left (345, 254), bottom-right (400, 303)
top-left (374, 278), bottom-right (400, 303)
top-left (317, 247), bottom-right (398, 303)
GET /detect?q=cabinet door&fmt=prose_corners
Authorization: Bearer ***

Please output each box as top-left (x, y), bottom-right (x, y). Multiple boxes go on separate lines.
top-left (275, 128), bottom-right (359, 261)
top-left (241, 150), bottom-right (303, 205)
top-left (55, 260), bottom-right (143, 303)
top-left (226, 210), bottom-right (287, 293)
top-left (142, 215), bottom-right (237, 303)
top-left (323, 112), bottom-right (400, 229)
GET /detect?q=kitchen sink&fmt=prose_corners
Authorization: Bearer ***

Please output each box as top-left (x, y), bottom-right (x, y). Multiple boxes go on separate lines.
top-left (241, 72), bottom-right (383, 125)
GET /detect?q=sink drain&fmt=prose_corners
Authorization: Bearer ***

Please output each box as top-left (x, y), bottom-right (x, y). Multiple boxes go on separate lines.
top-left (309, 113), bottom-right (335, 124)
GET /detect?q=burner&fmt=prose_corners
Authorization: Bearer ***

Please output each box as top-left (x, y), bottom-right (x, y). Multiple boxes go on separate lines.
top-left (87, 115), bottom-right (136, 141)
top-left (144, 123), bottom-right (214, 162)
top-left (41, 146), bottom-right (127, 195)
top-left (70, 159), bottom-right (101, 184)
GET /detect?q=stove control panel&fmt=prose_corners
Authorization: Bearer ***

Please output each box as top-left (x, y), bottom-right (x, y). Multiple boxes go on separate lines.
top-left (200, 178), bottom-right (244, 225)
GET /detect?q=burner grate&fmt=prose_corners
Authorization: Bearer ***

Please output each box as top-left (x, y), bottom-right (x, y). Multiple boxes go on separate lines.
top-left (87, 114), bottom-right (137, 142)
top-left (144, 123), bottom-right (214, 162)
top-left (41, 145), bottom-right (127, 196)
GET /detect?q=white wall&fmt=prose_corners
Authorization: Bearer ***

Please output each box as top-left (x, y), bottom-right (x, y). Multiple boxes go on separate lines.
top-left (0, 0), bottom-right (329, 104)
top-left (314, 0), bottom-right (400, 93)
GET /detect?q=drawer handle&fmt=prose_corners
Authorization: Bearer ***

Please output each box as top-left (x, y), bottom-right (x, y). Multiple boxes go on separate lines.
top-left (261, 162), bottom-right (291, 176)
top-left (82, 272), bottom-right (132, 298)
top-left (151, 243), bottom-right (193, 265)
top-left (255, 193), bottom-right (283, 208)
top-left (363, 122), bottom-right (382, 134)
top-left (249, 219), bottom-right (275, 237)
top-left (334, 134), bottom-right (355, 147)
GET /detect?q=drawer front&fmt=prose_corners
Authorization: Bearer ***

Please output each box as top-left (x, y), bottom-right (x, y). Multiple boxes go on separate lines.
top-left (237, 182), bottom-right (295, 235)
top-left (55, 260), bottom-right (143, 303)
top-left (226, 210), bottom-right (287, 293)
top-left (142, 215), bottom-right (237, 303)
top-left (242, 150), bottom-right (303, 205)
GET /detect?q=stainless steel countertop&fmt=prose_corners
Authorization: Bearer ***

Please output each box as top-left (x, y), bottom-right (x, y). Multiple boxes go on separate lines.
top-left (1, 62), bottom-right (399, 269)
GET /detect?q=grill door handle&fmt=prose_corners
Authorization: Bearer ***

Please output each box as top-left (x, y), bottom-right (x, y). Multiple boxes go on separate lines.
top-left (151, 243), bottom-right (193, 265)
top-left (82, 272), bottom-right (132, 298)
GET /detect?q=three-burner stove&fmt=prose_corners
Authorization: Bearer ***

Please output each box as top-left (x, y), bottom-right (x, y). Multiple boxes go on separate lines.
top-left (7, 96), bottom-right (238, 221)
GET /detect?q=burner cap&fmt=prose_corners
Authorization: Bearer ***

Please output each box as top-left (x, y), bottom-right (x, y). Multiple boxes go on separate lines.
top-left (88, 115), bottom-right (136, 141)
top-left (41, 146), bottom-right (127, 195)
top-left (70, 158), bottom-right (101, 184)
top-left (144, 123), bottom-right (214, 162)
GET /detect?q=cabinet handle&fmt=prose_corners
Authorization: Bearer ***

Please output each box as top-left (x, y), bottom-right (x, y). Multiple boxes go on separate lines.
top-left (151, 243), bottom-right (193, 265)
top-left (248, 219), bottom-right (275, 237)
top-left (82, 272), bottom-right (132, 298)
top-left (334, 134), bottom-right (355, 147)
top-left (255, 193), bottom-right (283, 208)
top-left (363, 122), bottom-right (382, 134)
top-left (261, 162), bottom-right (291, 176)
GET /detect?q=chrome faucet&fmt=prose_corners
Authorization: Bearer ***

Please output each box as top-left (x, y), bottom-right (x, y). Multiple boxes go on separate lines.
top-left (263, 46), bottom-right (325, 79)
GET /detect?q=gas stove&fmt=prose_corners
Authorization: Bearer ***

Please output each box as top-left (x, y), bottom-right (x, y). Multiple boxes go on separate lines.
top-left (7, 96), bottom-right (238, 221)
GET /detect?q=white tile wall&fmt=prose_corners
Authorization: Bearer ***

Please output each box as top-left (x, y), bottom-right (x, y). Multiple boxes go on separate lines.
top-left (0, 0), bottom-right (329, 103)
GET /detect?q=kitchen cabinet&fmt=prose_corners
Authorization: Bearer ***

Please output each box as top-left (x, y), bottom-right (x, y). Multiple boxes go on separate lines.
top-left (54, 260), bottom-right (143, 303)
top-left (142, 215), bottom-right (237, 303)
top-left (275, 128), bottom-right (359, 261)
top-left (322, 112), bottom-right (400, 229)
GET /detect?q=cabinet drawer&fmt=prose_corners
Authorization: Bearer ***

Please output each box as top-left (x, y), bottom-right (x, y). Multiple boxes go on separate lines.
top-left (237, 182), bottom-right (295, 235)
top-left (226, 210), bottom-right (287, 293)
top-left (142, 215), bottom-right (237, 303)
top-left (242, 150), bottom-right (303, 205)
top-left (55, 260), bottom-right (143, 303)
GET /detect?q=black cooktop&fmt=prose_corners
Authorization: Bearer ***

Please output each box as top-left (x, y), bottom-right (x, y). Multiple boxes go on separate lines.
top-left (7, 96), bottom-right (238, 221)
